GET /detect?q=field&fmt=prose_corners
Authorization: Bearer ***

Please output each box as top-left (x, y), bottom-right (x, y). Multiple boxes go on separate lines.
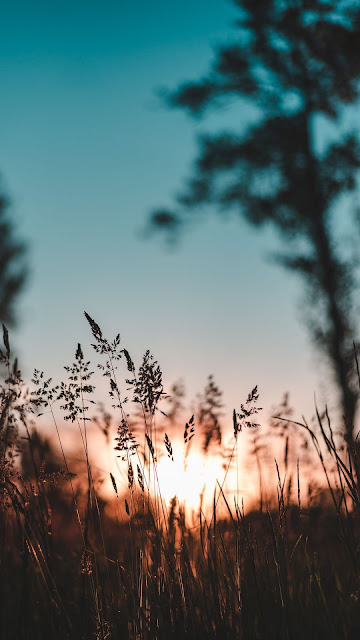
top-left (1, 316), bottom-right (360, 639)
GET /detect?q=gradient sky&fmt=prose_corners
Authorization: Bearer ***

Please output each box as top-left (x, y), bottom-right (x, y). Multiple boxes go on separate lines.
top-left (0, 0), bottom-right (339, 431)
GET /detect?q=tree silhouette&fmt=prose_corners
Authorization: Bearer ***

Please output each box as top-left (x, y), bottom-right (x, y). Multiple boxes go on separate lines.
top-left (0, 183), bottom-right (27, 325)
top-left (148, 0), bottom-right (360, 439)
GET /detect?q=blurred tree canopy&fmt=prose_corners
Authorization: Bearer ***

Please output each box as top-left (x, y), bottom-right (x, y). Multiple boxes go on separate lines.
top-left (148, 0), bottom-right (360, 439)
top-left (0, 183), bottom-right (27, 325)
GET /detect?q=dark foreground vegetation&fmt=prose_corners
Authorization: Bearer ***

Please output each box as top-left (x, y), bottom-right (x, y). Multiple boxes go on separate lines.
top-left (1, 317), bottom-right (360, 639)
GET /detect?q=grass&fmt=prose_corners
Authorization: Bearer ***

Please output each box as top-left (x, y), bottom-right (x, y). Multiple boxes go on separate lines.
top-left (1, 315), bottom-right (360, 639)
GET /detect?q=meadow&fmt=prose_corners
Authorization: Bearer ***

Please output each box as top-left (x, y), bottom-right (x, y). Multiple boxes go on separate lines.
top-left (1, 314), bottom-right (360, 639)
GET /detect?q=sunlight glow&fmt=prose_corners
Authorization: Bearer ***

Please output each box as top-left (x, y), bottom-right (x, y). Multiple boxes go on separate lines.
top-left (155, 444), bottom-right (226, 511)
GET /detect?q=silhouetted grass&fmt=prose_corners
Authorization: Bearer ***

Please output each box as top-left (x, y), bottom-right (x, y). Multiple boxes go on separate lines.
top-left (1, 317), bottom-right (360, 639)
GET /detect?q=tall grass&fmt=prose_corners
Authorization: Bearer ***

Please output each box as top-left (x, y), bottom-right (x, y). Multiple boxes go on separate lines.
top-left (1, 316), bottom-right (360, 639)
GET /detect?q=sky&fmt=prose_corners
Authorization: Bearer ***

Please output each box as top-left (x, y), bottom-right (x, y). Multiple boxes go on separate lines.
top-left (0, 0), bottom-right (340, 440)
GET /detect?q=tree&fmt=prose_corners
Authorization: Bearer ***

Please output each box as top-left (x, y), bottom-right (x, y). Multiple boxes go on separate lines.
top-left (148, 0), bottom-right (360, 439)
top-left (0, 182), bottom-right (27, 325)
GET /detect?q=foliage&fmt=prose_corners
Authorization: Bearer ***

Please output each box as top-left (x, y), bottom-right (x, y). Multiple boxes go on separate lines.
top-left (147, 0), bottom-right (360, 437)
top-left (0, 316), bottom-right (360, 638)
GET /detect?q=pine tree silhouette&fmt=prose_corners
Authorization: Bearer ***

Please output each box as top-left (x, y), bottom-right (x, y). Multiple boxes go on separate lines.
top-left (0, 183), bottom-right (27, 325)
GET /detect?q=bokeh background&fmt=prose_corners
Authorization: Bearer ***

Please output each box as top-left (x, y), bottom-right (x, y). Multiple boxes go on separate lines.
top-left (1, 0), bottom-right (341, 427)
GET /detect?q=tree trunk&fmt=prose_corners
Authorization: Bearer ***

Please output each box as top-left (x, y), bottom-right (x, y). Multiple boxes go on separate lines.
top-left (303, 110), bottom-right (357, 440)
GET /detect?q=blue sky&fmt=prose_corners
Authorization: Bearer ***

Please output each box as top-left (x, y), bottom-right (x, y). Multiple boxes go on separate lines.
top-left (0, 0), bottom-right (330, 426)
